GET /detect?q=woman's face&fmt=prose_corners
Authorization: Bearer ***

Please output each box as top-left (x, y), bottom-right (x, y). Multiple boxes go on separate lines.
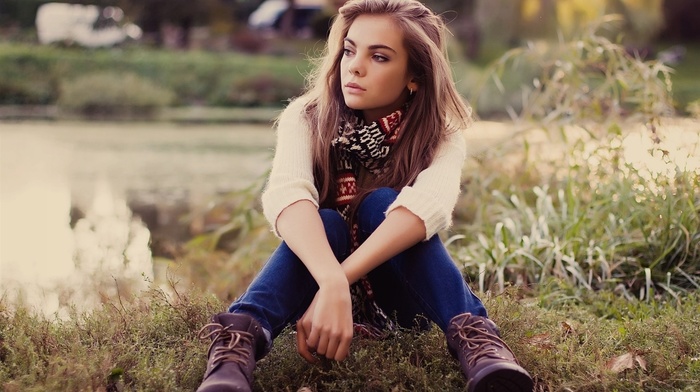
top-left (340, 14), bottom-right (413, 123)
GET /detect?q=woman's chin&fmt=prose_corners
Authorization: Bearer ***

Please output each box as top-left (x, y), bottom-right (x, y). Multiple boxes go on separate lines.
top-left (342, 97), bottom-right (365, 111)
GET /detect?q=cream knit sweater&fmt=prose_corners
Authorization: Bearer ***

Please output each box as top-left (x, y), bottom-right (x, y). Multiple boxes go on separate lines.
top-left (261, 97), bottom-right (467, 241)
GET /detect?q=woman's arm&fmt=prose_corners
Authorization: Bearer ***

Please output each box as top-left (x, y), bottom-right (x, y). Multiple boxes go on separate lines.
top-left (277, 200), bottom-right (347, 287)
top-left (261, 97), bottom-right (320, 236)
top-left (263, 99), bottom-right (346, 287)
top-left (341, 206), bottom-right (424, 284)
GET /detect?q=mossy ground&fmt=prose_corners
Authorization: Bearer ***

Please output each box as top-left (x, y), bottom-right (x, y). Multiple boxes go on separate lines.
top-left (1, 284), bottom-right (698, 391)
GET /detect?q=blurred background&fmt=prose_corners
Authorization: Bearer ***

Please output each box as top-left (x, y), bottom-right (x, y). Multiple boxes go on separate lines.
top-left (0, 0), bottom-right (698, 316)
top-left (0, 0), bottom-right (698, 109)
top-left (0, 0), bottom-right (698, 115)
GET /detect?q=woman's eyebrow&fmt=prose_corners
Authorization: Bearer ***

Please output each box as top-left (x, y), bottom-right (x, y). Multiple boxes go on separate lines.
top-left (343, 38), bottom-right (397, 53)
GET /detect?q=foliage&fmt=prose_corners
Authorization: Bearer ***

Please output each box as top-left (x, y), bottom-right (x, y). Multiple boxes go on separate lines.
top-left (0, 39), bottom-right (696, 116)
top-left (689, 99), bottom-right (700, 119)
top-left (668, 43), bottom-right (700, 114)
top-left (174, 177), bottom-right (280, 304)
top-left (550, 0), bottom-right (665, 44)
top-left (211, 72), bottom-right (305, 107)
top-left (0, 43), bottom-right (309, 107)
top-left (58, 72), bottom-right (175, 119)
top-left (472, 16), bottom-right (674, 121)
top-left (0, 44), bottom-right (60, 105)
top-left (0, 0), bottom-right (52, 29)
top-left (0, 0), bottom-right (263, 42)
top-left (165, 10), bottom-right (700, 340)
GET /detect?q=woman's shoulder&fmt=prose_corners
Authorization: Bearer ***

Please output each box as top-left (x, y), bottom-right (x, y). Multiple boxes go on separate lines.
top-left (439, 120), bottom-right (468, 156)
top-left (281, 95), bottom-right (312, 117)
top-left (276, 96), bottom-right (309, 128)
top-left (274, 95), bottom-right (311, 129)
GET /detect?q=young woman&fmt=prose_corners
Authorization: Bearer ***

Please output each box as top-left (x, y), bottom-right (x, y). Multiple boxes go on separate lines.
top-left (196, 0), bottom-right (534, 391)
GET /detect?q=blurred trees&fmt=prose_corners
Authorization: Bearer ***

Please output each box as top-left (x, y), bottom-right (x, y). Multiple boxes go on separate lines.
top-left (117, 0), bottom-right (263, 48)
top-left (279, 0), bottom-right (296, 37)
top-left (0, 0), bottom-right (263, 48)
top-left (423, 0), bottom-right (480, 59)
top-left (0, 0), bottom-right (55, 28)
top-left (119, 0), bottom-right (213, 47)
top-left (659, 0), bottom-right (700, 42)
top-left (470, 0), bottom-right (668, 54)
top-left (1, 0), bottom-right (698, 51)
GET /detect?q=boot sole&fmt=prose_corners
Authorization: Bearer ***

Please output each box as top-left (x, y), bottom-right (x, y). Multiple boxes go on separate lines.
top-left (468, 362), bottom-right (534, 392)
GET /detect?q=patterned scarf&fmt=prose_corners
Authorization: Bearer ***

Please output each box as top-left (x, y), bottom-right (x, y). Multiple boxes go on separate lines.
top-left (331, 108), bottom-right (404, 338)
top-left (332, 109), bottom-right (403, 222)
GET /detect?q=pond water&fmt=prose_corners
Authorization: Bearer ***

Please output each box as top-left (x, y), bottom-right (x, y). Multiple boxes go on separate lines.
top-left (0, 121), bottom-right (275, 316)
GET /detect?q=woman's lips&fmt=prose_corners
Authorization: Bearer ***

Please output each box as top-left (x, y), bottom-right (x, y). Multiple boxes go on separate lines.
top-left (345, 82), bottom-right (365, 93)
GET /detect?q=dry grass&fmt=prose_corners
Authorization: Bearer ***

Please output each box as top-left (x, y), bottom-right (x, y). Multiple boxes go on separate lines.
top-left (1, 283), bottom-right (698, 391)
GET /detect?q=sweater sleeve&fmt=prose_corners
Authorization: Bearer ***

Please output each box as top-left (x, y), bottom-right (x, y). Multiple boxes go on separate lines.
top-left (386, 128), bottom-right (467, 240)
top-left (261, 97), bottom-right (319, 236)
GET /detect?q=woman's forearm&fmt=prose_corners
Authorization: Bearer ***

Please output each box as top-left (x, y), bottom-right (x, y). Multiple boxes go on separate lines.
top-left (276, 200), bottom-right (348, 287)
top-left (278, 202), bottom-right (425, 286)
top-left (341, 206), bottom-right (425, 284)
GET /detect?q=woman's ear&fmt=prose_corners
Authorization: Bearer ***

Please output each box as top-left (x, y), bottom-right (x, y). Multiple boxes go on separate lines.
top-left (407, 80), bottom-right (418, 94)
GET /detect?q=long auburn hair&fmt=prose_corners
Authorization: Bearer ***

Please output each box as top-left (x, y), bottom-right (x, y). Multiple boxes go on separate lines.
top-left (300, 0), bottom-right (472, 208)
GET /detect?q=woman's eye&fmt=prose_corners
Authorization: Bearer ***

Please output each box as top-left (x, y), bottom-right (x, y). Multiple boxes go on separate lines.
top-left (343, 48), bottom-right (353, 56)
top-left (373, 54), bottom-right (388, 62)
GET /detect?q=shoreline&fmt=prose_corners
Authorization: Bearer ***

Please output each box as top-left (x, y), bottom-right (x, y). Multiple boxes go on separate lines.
top-left (0, 105), bottom-right (283, 124)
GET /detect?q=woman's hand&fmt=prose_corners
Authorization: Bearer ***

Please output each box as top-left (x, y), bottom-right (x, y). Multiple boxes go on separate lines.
top-left (296, 276), bottom-right (353, 363)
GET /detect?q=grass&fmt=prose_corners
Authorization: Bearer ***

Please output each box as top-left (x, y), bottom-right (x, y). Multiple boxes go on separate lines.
top-left (454, 125), bottom-right (700, 297)
top-left (1, 283), bottom-right (698, 391)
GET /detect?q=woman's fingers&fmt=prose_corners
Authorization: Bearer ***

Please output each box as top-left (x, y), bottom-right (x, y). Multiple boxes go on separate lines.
top-left (296, 287), bottom-right (354, 362)
top-left (323, 332), bottom-right (340, 360)
top-left (296, 319), bottom-right (318, 364)
top-left (314, 325), bottom-right (353, 361)
top-left (315, 328), bottom-right (329, 356)
top-left (305, 321), bottom-right (320, 352)
top-left (334, 330), bottom-right (353, 361)
top-left (300, 321), bottom-right (352, 362)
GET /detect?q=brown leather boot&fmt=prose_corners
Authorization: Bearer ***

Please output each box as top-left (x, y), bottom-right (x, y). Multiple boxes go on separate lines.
top-left (196, 312), bottom-right (268, 392)
top-left (446, 313), bottom-right (533, 392)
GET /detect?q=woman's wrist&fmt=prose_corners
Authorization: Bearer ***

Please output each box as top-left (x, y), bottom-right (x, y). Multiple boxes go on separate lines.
top-left (340, 261), bottom-right (361, 286)
top-left (315, 265), bottom-right (349, 289)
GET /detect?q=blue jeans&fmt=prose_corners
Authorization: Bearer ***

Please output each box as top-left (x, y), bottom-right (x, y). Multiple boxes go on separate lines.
top-left (229, 187), bottom-right (486, 347)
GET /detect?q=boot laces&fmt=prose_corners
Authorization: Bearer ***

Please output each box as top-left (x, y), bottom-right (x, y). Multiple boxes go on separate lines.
top-left (451, 316), bottom-right (517, 367)
top-left (198, 323), bottom-right (254, 367)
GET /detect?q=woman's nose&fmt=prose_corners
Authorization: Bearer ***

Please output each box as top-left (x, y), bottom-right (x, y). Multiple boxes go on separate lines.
top-left (348, 57), bottom-right (364, 76)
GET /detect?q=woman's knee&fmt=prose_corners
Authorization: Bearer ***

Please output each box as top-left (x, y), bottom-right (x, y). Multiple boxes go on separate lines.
top-left (357, 187), bottom-right (399, 233)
